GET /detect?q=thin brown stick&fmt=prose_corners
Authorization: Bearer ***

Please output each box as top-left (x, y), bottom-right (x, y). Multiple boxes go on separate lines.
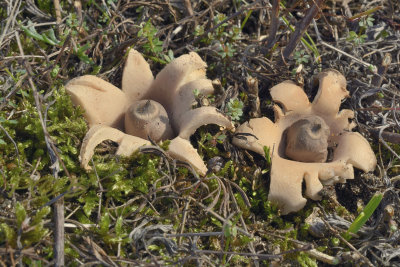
top-left (26, 0), bottom-right (52, 19)
top-left (14, 31), bottom-right (65, 267)
top-left (184, 0), bottom-right (194, 17)
top-left (226, 182), bottom-right (259, 266)
top-left (193, 249), bottom-right (283, 260)
top-left (188, 196), bottom-right (251, 237)
top-left (74, 0), bottom-right (83, 23)
top-left (341, 0), bottom-right (352, 18)
top-left (53, 199), bottom-right (65, 267)
top-left (246, 76), bottom-right (261, 118)
top-left (264, 0), bottom-right (280, 50)
top-left (319, 40), bottom-right (377, 72)
top-left (372, 53), bottom-right (392, 87)
top-left (282, 0), bottom-right (325, 60)
top-left (0, 0), bottom-right (21, 49)
top-left (369, 129), bottom-right (400, 144)
top-left (53, 0), bottom-right (62, 35)
top-left (178, 198), bottom-right (191, 245)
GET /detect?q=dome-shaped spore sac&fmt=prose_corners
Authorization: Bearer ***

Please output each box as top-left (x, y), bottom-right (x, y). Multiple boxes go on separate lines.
top-left (125, 100), bottom-right (174, 142)
top-left (285, 115), bottom-right (330, 163)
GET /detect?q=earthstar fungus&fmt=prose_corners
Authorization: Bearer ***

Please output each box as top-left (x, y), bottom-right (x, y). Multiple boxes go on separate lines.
top-left (233, 70), bottom-right (376, 214)
top-left (66, 49), bottom-right (234, 175)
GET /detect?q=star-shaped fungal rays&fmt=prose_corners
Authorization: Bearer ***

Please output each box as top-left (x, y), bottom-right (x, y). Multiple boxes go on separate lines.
top-left (66, 50), bottom-right (234, 175)
top-left (233, 70), bottom-right (376, 214)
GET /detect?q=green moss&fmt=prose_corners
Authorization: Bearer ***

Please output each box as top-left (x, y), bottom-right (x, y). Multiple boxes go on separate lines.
top-left (0, 202), bottom-right (51, 249)
top-left (297, 251), bottom-right (318, 267)
top-left (36, 0), bottom-right (53, 15)
top-left (0, 85), bottom-right (87, 255)
top-left (0, 223), bottom-right (16, 245)
top-left (234, 192), bottom-right (250, 218)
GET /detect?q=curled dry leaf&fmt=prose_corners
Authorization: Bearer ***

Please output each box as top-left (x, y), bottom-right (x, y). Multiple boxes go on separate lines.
top-left (233, 69), bottom-right (376, 214)
top-left (66, 49), bottom-right (234, 175)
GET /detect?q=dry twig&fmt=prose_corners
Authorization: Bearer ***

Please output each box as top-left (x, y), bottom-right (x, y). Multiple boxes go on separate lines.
top-left (282, 0), bottom-right (325, 60)
top-left (14, 31), bottom-right (65, 267)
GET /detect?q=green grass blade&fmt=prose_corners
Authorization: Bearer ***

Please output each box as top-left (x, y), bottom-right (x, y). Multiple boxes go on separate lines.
top-left (241, 10), bottom-right (253, 31)
top-left (344, 193), bottom-right (383, 240)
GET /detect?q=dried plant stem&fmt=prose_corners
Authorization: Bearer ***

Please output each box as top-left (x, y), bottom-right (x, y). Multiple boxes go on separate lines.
top-left (226, 182), bottom-right (259, 267)
top-left (281, 14), bottom-right (319, 58)
top-left (341, 0), bottom-right (352, 17)
top-left (15, 31), bottom-right (65, 267)
top-left (0, 124), bottom-right (20, 166)
top-left (53, 0), bottom-right (62, 35)
top-left (319, 40), bottom-right (377, 73)
top-left (0, 0), bottom-right (20, 49)
top-left (74, 0), bottom-right (83, 23)
top-left (372, 53), bottom-right (391, 87)
top-left (313, 18), bottom-right (377, 72)
top-left (53, 199), bottom-right (64, 266)
top-left (193, 249), bottom-right (282, 260)
top-left (178, 198), bottom-right (191, 245)
top-left (293, 243), bottom-right (340, 265)
top-left (91, 159), bottom-right (104, 224)
top-left (282, 0), bottom-right (325, 60)
top-left (369, 128), bottom-right (400, 144)
top-left (264, 0), bottom-right (280, 50)
top-left (183, 0), bottom-right (194, 17)
top-left (348, 6), bottom-right (382, 21)
top-left (378, 126), bottom-right (400, 161)
top-left (188, 196), bottom-right (251, 237)
top-left (246, 76), bottom-right (260, 118)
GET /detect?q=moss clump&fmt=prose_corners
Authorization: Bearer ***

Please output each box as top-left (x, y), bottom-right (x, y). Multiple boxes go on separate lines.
top-left (0, 86), bottom-right (86, 259)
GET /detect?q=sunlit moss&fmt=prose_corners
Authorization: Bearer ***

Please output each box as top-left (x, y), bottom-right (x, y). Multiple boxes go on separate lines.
top-left (297, 251), bottom-right (318, 267)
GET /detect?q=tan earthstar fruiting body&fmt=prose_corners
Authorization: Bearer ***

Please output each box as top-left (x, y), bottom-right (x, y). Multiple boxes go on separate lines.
top-left (233, 69), bottom-right (376, 215)
top-left (66, 49), bottom-right (234, 175)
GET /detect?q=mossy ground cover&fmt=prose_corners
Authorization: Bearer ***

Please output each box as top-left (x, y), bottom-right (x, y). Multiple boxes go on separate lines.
top-left (1, 0), bottom-right (400, 266)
